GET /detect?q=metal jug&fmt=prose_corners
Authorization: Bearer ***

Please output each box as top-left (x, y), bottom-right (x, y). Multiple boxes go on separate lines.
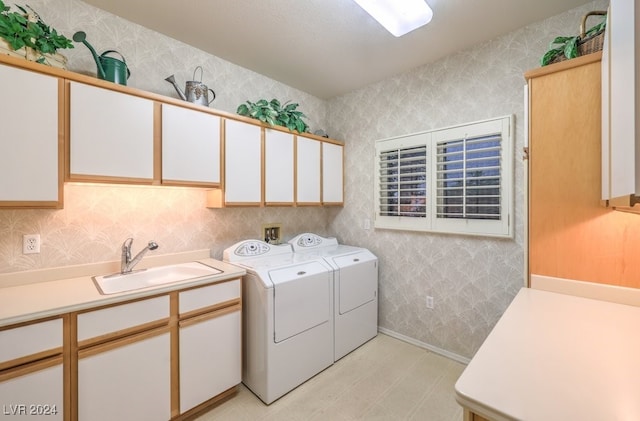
top-left (72, 31), bottom-right (131, 86)
top-left (165, 66), bottom-right (216, 106)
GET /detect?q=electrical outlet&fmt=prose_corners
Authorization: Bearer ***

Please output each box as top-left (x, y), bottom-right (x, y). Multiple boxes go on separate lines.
top-left (23, 234), bottom-right (41, 254)
top-left (426, 296), bottom-right (434, 309)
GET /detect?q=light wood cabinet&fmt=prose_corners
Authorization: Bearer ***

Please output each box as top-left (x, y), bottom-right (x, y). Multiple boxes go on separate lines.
top-left (161, 104), bottom-right (221, 187)
top-left (296, 135), bottom-right (322, 205)
top-left (526, 53), bottom-right (640, 289)
top-left (0, 317), bottom-right (65, 420)
top-left (67, 81), bottom-right (155, 183)
top-left (0, 63), bottom-right (62, 208)
top-left (322, 141), bottom-right (344, 205)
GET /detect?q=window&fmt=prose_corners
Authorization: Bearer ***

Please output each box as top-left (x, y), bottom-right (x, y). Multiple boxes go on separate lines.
top-left (375, 116), bottom-right (513, 238)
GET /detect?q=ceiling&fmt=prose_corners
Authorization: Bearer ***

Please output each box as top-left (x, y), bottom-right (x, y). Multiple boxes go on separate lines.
top-left (81, 0), bottom-right (592, 99)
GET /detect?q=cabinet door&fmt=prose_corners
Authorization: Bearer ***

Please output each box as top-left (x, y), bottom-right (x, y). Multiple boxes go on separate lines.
top-left (68, 81), bottom-right (154, 182)
top-left (224, 119), bottom-right (262, 205)
top-left (78, 330), bottom-right (171, 421)
top-left (0, 64), bottom-right (61, 208)
top-left (162, 104), bottom-right (221, 186)
top-left (601, 0), bottom-right (639, 200)
top-left (296, 136), bottom-right (321, 204)
top-left (179, 308), bottom-right (241, 413)
top-left (322, 142), bottom-right (344, 205)
top-left (0, 358), bottom-right (64, 421)
top-left (264, 128), bottom-right (294, 205)
top-left (0, 318), bottom-right (62, 369)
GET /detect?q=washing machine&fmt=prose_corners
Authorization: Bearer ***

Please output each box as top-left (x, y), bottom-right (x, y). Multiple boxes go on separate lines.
top-left (223, 240), bottom-right (334, 404)
top-left (289, 233), bottom-right (378, 361)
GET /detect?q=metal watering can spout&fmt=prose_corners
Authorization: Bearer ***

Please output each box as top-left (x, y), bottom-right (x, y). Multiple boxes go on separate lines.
top-left (164, 75), bottom-right (187, 101)
top-left (72, 31), bottom-right (105, 80)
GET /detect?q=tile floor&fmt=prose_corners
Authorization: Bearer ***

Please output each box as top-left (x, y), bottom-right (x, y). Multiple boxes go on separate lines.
top-left (195, 334), bottom-right (466, 421)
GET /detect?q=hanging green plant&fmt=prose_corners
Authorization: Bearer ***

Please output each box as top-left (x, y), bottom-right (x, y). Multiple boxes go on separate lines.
top-left (0, 0), bottom-right (73, 64)
top-left (237, 99), bottom-right (310, 133)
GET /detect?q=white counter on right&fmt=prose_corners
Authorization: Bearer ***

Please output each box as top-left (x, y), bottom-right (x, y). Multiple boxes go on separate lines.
top-left (455, 287), bottom-right (640, 421)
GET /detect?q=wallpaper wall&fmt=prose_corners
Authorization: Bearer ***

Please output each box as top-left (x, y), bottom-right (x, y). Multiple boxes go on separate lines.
top-left (0, 0), bottom-right (331, 273)
top-left (0, 0), bottom-right (608, 360)
top-left (326, 1), bottom-right (608, 359)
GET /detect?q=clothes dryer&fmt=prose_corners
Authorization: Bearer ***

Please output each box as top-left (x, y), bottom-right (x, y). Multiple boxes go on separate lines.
top-left (223, 240), bottom-right (333, 404)
top-left (289, 233), bottom-right (378, 361)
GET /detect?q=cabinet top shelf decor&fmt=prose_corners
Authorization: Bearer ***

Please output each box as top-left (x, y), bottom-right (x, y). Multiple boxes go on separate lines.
top-left (0, 54), bottom-right (342, 143)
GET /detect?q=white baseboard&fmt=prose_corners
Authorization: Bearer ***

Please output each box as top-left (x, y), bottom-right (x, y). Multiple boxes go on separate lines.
top-left (378, 327), bottom-right (470, 365)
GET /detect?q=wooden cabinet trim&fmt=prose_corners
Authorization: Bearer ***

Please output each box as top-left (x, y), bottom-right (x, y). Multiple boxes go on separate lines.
top-left (178, 303), bottom-right (241, 328)
top-left (77, 318), bottom-right (170, 349)
top-left (0, 348), bottom-right (63, 372)
top-left (524, 52), bottom-right (602, 81)
top-left (172, 386), bottom-right (238, 421)
top-left (77, 325), bottom-right (170, 359)
top-left (0, 354), bottom-right (63, 382)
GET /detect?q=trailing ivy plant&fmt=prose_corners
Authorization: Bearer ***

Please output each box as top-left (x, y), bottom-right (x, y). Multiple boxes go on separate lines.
top-left (0, 0), bottom-right (73, 60)
top-left (541, 14), bottom-right (606, 66)
top-left (237, 99), bottom-right (310, 133)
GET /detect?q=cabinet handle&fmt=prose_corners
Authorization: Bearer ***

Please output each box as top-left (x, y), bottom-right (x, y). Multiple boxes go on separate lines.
top-left (297, 271), bottom-right (306, 276)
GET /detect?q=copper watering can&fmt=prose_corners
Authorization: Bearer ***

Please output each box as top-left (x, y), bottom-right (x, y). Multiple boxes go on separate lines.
top-left (165, 66), bottom-right (216, 106)
top-left (72, 31), bottom-right (130, 86)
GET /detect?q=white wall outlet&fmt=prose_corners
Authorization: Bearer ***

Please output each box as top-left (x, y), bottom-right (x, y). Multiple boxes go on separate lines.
top-left (23, 234), bottom-right (41, 254)
top-left (426, 296), bottom-right (434, 309)
top-left (363, 218), bottom-right (371, 230)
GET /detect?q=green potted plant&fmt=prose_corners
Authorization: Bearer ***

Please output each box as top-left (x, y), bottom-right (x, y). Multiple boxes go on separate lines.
top-left (541, 12), bottom-right (606, 66)
top-left (0, 0), bottom-right (73, 68)
top-left (237, 99), bottom-right (310, 133)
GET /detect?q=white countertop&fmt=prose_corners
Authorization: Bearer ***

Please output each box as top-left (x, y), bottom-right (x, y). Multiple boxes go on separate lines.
top-left (0, 255), bottom-right (245, 327)
top-left (455, 287), bottom-right (640, 421)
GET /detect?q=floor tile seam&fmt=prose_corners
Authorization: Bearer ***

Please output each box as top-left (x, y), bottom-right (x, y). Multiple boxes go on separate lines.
top-left (396, 353), bottom-right (454, 420)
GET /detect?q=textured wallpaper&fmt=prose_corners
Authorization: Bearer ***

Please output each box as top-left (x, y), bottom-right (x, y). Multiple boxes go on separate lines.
top-left (0, 0), bottom-right (609, 360)
top-left (326, 1), bottom-right (609, 359)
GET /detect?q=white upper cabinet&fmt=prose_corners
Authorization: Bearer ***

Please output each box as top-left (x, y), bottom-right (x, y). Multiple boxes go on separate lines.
top-left (162, 104), bottom-right (221, 186)
top-left (601, 1), bottom-right (640, 203)
top-left (296, 135), bottom-right (321, 204)
top-left (264, 128), bottom-right (294, 205)
top-left (68, 81), bottom-right (155, 182)
top-left (0, 63), bottom-right (61, 207)
top-left (224, 119), bottom-right (262, 205)
top-left (322, 142), bottom-right (344, 204)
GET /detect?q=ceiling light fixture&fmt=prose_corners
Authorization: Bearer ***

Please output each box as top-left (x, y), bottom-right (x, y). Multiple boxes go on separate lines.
top-left (352, 0), bottom-right (433, 37)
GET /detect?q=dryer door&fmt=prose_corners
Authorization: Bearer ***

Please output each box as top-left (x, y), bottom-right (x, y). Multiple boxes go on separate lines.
top-left (333, 251), bottom-right (378, 314)
top-left (270, 262), bottom-right (331, 343)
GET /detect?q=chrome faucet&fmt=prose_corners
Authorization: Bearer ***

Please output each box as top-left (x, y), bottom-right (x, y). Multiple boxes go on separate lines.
top-left (121, 238), bottom-right (159, 274)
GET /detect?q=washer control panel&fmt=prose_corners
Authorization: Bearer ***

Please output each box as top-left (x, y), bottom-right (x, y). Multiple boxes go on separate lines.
top-left (234, 241), bottom-right (270, 257)
top-left (223, 240), bottom-right (293, 262)
top-left (289, 233), bottom-right (339, 251)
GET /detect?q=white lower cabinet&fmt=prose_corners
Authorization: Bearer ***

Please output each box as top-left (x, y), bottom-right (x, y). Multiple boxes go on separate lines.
top-left (0, 318), bottom-right (64, 420)
top-left (179, 309), bottom-right (241, 413)
top-left (77, 330), bottom-right (171, 421)
top-left (0, 359), bottom-right (64, 421)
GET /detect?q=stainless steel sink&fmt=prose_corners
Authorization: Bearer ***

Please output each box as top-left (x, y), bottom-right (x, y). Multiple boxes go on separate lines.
top-left (93, 262), bottom-right (223, 295)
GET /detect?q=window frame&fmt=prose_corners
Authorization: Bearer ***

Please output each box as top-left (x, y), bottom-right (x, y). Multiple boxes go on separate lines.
top-left (374, 115), bottom-right (514, 238)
